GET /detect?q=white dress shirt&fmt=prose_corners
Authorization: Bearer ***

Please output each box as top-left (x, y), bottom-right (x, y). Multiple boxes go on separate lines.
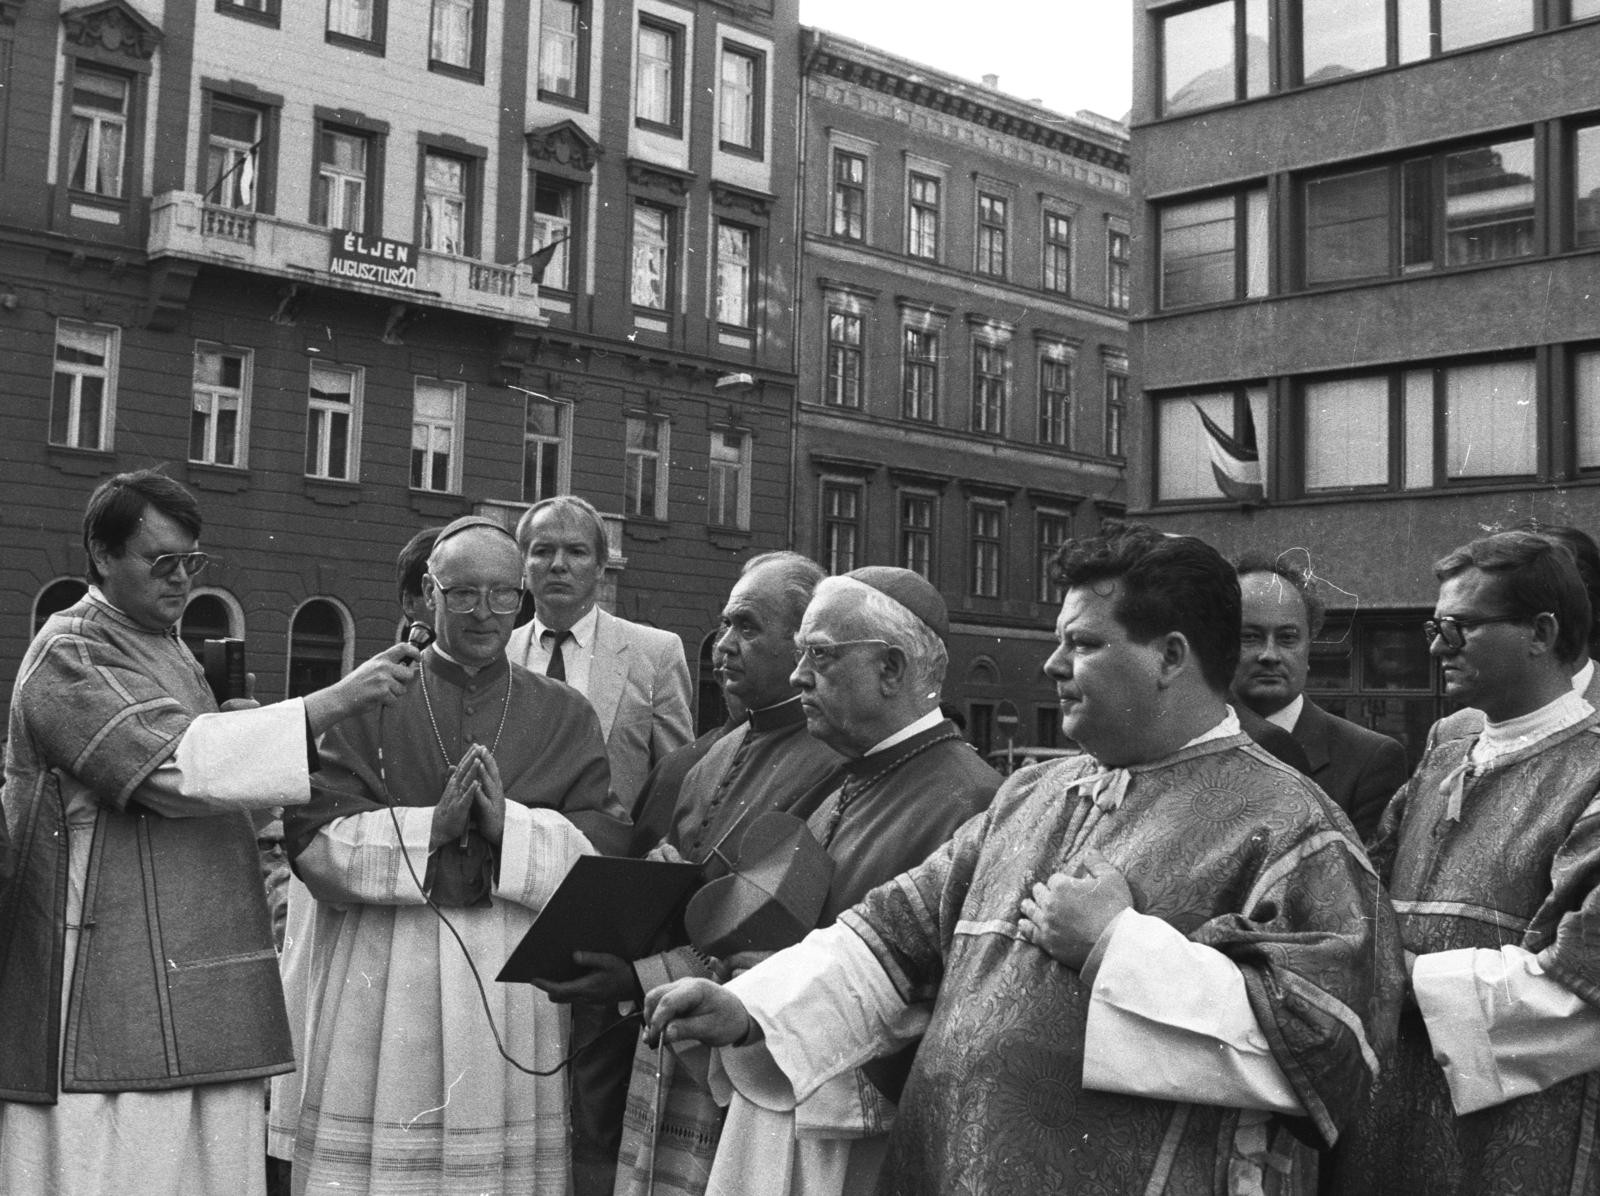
top-left (517, 604), bottom-right (600, 696)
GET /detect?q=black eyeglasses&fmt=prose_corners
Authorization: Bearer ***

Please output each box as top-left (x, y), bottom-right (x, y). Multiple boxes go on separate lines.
top-left (1423, 613), bottom-right (1538, 651)
top-left (433, 583), bottom-right (524, 615)
top-left (126, 549), bottom-right (210, 579)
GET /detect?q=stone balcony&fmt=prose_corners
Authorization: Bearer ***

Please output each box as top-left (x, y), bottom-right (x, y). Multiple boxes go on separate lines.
top-left (148, 191), bottom-right (545, 326)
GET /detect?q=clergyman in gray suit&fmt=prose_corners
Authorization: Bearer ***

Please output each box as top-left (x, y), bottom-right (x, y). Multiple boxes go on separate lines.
top-left (505, 493), bottom-right (692, 1196)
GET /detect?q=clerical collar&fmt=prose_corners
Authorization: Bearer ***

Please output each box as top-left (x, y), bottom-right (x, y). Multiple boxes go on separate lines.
top-left (1574, 659), bottom-right (1595, 697)
top-left (865, 708), bottom-right (945, 756)
top-left (1473, 689), bottom-right (1594, 767)
top-left (85, 585), bottom-right (179, 638)
top-left (1263, 693), bottom-right (1304, 733)
top-left (426, 644), bottom-right (509, 688)
top-left (1190, 707), bottom-right (1243, 749)
top-left (533, 603), bottom-right (598, 649)
top-left (748, 694), bottom-right (807, 733)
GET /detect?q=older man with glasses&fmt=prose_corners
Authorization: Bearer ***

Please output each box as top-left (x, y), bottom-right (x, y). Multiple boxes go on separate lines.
top-left (1330, 530), bottom-right (1600, 1196)
top-left (0, 470), bottom-right (418, 1196)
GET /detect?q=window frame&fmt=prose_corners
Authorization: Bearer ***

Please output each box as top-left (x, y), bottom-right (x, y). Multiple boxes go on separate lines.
top-left (528, 173), bottom-right (582, 294)
top-left (717, 41), bottom-right (764, 157)
top-left (1039, 352), bottom-right (1074, 448)
top-left (216, 0), bottom-right (281, 27)
top-left (635, 15), bottom-right (685, 136)
top-left (325, 0), bottom-right (386, 54)
top-left (537, 0), bottom-right (590, 108)
top-left (311, 117), bottom-right (385, 234)
top-left (198, 86), bottom-right (279, 215)
top-left (305, 361), bottom-right (363, 482)
top-left (902, 326), bottom-right (940, 422)
top-left (715, 218), bottom-right (756, 329)
top-left (825, 308), bottom-right (864, 409)
top-left (631, 199), bottom-right (676, 312)
top-left (1104, 366), bottom-right (1128, 458)
top-left (66, 64), bottom-right (132, 201)
top-left (1035, 509), bottom-right (1073, 604)
top-left (969, 501), bottom-right (1006, 599)
top-left (522, 392), bottom-right (573, 502)
top-left (820, 479), bottom-right (864, 574)
top-left (1292, 0), bottom-right (1556, 87)
top-left (972, 340), bottom-right (1009, 436)
top-left (624, 414), bottom-right (671, 520)
top-left (50, 319), bottom-right (119, 453)
top-left (907, 171), bottom-right (941, 261)
top-left (1158, 185), bottom-right (1269, 310)
top-left (1042, 209), bottom-right (1073, 294)
top-left (708, 428), bottom-right (753, 531)
top-left (416, 140), bottom-right (482, 257)
top-left (899, 490), bottom-right (937, 581)
top-left (1160, 0), bottom-right (1271, 117)
top-left (428, 0), bottom-right (486, 82)
top-left (1152, 385), bottom-right (1266, 504)
top-left (190, 341), bottom-right (252, 468)
top-left (1107, 222), bottom-right (1132, 311)
top-left (976, 191), bottom-right (1009, 278)
top-left (831, 149), bottom-right (868, 242)
top-left (410, 377), bottom-right (466, 494)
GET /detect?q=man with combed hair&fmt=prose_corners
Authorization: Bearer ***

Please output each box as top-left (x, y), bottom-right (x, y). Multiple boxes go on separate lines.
top-left (1329, 531), bottom-right (1600, 1196)
top-left (706, 566), bottom-right (1000, 1195)
top-left (279, 516), bottom-right (628, 1196)
top-left (646, 522), bottom-right (1401, 1195)
top-left (1232, 551), bottom-right (1408, 840)
top-left (504, 494), bottom-right (693, 1195)
top-left (0, 470), bottom-right (417, 1196)
top-left (554, 551), bottom-right (844, 1196)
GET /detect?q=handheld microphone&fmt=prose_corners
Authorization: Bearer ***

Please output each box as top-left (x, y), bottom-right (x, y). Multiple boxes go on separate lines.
top-left (406, 621), bottom-right (436, 654)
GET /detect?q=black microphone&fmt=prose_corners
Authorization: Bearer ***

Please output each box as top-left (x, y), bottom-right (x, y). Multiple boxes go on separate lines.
top-left (406, 621), bottom-right (435, 654)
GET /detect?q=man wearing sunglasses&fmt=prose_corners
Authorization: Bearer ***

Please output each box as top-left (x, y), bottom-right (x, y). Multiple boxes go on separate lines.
top-left (0, 470), bottom-right (419, 1196)
top-left (1330, 530), bottom-right (1600, 1196)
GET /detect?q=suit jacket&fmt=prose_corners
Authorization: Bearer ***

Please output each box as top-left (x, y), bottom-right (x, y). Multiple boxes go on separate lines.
top-left (1291, 697), bottom-right (1410, 843)
top-left (506, 607), bottom-right (693, 813)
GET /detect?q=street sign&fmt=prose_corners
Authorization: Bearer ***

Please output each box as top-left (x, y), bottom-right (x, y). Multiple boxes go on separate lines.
top-left (995, 701), bottom-right (1020, 736)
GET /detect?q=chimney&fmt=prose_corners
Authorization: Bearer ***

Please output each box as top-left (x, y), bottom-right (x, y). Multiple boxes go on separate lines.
top-left (981, 73), bottom-right (999, 88)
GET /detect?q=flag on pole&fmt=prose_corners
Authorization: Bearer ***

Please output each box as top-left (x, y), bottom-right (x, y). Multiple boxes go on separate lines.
top-left (1194, 401), bottom-right (1264, 503)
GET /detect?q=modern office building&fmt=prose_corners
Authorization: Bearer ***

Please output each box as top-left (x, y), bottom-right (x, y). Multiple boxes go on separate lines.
top-left (0, 0), bottom-right (800, 721)
top-left (1128, 0), bottom-right (1600, 761)
top-left (795, 29), bottom-right (1131, 755)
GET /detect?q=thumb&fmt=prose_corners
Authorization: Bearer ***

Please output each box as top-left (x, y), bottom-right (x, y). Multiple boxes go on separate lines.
top-left (1073, 849), bottom-right (1116, 880)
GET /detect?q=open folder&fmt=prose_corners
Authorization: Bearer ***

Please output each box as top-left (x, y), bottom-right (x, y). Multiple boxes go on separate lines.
top-left (497, 856), bottom-right (704, 984)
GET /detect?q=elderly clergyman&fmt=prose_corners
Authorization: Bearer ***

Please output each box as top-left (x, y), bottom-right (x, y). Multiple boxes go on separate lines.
top-left (279, 516), bottom-right (628, 1196)
top-left (704, 566), bottom-right (1000, 1195)
top-left (1329, 531), bottom-right (1600, 1196)
top-left (645, 522), bottom-right (1400, 1194)
top-left (0, 470), bottom-right (416, 1196)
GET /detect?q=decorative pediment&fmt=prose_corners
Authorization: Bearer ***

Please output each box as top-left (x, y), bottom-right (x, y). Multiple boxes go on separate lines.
top-left (626, 158), bottom-right (694, 197)
top-left (526, 121), bottom-right (603, 173)
top-left (62, 0), bottom-right (163, 59)
top-left (711, 182), bottom-right (775, 219)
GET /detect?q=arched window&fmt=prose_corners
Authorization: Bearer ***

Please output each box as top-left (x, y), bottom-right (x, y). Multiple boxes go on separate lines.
top-left (179, 593), bottom-right (233, 660)
top-left (33, 578), bottom-right (88, 635)
top-left (288, 599), bottom-right (350, 697)
top-left (696, 628), bottom-right (728, 736)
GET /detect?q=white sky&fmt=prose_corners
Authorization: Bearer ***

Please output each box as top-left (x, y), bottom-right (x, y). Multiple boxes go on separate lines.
top-left (797, 0), bottom-right (1133, 124)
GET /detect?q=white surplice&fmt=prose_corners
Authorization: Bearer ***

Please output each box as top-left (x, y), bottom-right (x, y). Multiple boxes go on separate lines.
top-left (0, 701), bottom-right (313, 1196)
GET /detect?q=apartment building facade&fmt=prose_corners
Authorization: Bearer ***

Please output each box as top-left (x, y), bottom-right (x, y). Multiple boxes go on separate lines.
top-left (1129, 0), bottom-right (1600, 761)
top-left (795, 30), bottom-right (1132, 756)
top-left (0, 0), bottom-right (799, 720)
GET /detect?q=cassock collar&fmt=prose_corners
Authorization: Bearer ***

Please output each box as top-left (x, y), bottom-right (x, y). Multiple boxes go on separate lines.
top-left (748, 694), bottom-right (807, 733)
top-left (85, 585), bottom-right (182, 640)
top-left (836, 719), bottom-right (962, 778)
top-left (865, 707), bottom-right (946, 756)
top-left (425, 644), bottom-right (511, 691)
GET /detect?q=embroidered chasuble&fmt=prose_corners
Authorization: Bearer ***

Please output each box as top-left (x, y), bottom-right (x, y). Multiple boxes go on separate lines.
top-left (278, 648), bottom-right (623, 1196)
top-left (0, 591), bottom-right (315, 1196)
top-left (613, 696), bottom-right (843, 1196)
top-left (718, 734), bottom-right (1399, 1196)
top-left (1329, 711), bottom-right (1600, 1196)
top-left (704, 720), bottom-right (1002, 1196)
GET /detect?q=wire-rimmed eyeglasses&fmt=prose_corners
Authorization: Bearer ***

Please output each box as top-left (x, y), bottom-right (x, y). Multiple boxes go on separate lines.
top-left (792, 638), bottom-right (892, 669)
top-left (126, 549), bottom-right (210, 579)
top-left (433, 584), bottom-right (525, 615)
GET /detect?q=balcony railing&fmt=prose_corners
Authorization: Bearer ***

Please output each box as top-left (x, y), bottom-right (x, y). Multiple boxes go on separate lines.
top-left (149, 191), bottom-right (544, 326)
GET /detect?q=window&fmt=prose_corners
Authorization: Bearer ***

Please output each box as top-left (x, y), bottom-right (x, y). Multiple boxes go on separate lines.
top-left (908, 173), bottom-right (940, 259)
top-left (430, 0), bottom-right (477, 72)
top-left (1105, 370), bottom-right (1128, 457)
top-left (530, 180), bottom-right (574, 290)
top-left (539, 0), bottom-right (585, 100)
top-left (1575, 124), bottom-right (1600, 248)
top-left (180, 593), bottom-right (235, 661)
top-left (51, 321), bottom-right (116, 451)
top-left (970, 505), bottom-right (1004, 598)
top-left (1035, 705), bottom-right (1062, 749)
top-left (1299, 0), bottom-right (1538, 75)
top-left (217, 0), bottom-right (280, 23)
top-left (34, 579), bottom-right (89, 635)
top-left (1043, 212), bottom-right (1072, 293)
top-left (327, 0), bottom-right (378, 42)
top-left (832, 151), bottom-right (866, 241)
top-left (716, 222), bottom-right (753, 327)
top-left (68, 68), bottom-right (128, 198)
top-left (204, 99), bottom-right (261, 210)
top-left (821, 483), bottom-right (861, 573)
top-left (1293, 359), bottom-right (1535, 493)
top-left (1577, 350), bottom-right (1600, 471)
top-left (826, 311), bottom-right (863, 408)
top-left (708, 431), bottom-right (750, 530)
top-left (1308, 611), bottom-right (1447, 768)
top-left (636, 19), bottom-right (680, 130)
top-left (313, 129), bottom-right (371, 231)
top-left (411, 379), bottom-right (463, 492)
top-left (976, 193), bottom-right (1008, 277)
top-left (1162, 0), bottom-right (1269, 115)
top-left (191, 345), bottom-right (250, 467)
top-left (1302, 137), bottom-right (1535, 285)
top-left (1156, 387), bottom-right (1267, 501)
top-left (1036, 512), bottom-right (1072, 604)
top-left (1160, 188), bottom-right (1268, 308)
top-left (421, 152), bottom-right (468, 255)
top-left (1107, 227), bottom-right (1131, 311)
top-left (719, 45), bottom-right (762, 152)
top-left (632, 203), bottom-right (672, 309)
top-left (973, 343), bottom-right (1007, 434)
top-left (523, 393), bottom-right (569, 501)
top-left (903, 329), bottom-right (939, 421)
top-left (1039, 356), bottom-right (1072, 447)
top-left (900, 494), bottom-right (934, 579)
top-left (625, 416), bottom-right (670, 518)
top-left (306, 363), bottom-right (360, 480)
top-left (288, 600), bottom-right (348, 697)
top-left (1577, 0), bottom-right (1600, 19)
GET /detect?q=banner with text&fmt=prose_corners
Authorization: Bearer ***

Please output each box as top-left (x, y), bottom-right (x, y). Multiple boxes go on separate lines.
top-left (328, 231), bottom-right (419, 290)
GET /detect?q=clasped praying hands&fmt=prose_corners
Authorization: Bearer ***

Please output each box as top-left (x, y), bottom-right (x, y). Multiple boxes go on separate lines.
top-left (429, 743), bottom-right (509, 850)
top-left (1017, 849), bottom-right (1135, 971)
